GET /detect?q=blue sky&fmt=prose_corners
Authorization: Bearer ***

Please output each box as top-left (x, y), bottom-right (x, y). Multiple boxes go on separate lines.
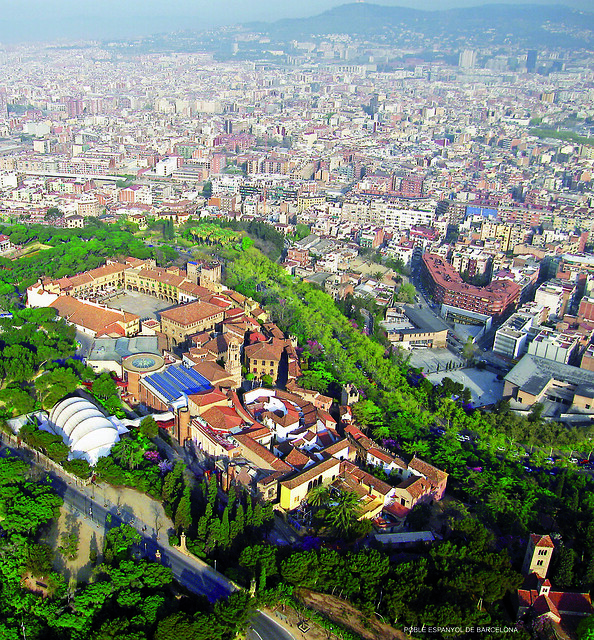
top-left (0, 0), bottom-right (591, 42)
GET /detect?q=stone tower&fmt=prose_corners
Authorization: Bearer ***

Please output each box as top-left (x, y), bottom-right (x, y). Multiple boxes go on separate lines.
top-left (186, 261), bottom-right (199, 284)
top-left (522, 533), bottom-right (554, 579)
top-left (225, 341), bottom-right (242, 388)
top-left (341, 383), bottom-right (360, 407)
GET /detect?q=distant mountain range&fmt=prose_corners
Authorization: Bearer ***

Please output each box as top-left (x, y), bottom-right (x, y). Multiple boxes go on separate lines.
top-left (246, 3), bottom-right (594, 48)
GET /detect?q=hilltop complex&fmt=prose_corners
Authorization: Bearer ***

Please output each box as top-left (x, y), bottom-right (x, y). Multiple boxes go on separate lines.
top-left (25, 255), bottom-right (448, 529)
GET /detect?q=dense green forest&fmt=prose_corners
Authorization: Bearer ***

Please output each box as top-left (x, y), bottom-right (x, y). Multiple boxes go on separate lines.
top-left (0, 220), bottom-right (154, 293)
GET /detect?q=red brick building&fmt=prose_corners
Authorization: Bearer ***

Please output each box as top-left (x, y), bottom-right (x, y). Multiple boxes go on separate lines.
top-left (421, 253), bottom-right (520, 316)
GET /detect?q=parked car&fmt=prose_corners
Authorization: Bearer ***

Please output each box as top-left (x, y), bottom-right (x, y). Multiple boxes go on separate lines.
top-left (569, 457), bottom-right (579, 464)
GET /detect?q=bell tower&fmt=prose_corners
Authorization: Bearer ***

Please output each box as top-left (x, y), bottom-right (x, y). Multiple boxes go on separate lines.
top-left (522, 534), bottom-right (554, 579)
top-left (225, 341), bottom-right (242, 388)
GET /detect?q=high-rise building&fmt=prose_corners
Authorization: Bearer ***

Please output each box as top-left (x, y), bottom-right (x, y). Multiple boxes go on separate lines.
top-left (66, 98), bottom-right (84, 118)
top-left (526, 49), bottom-right (537, 72)
top-left (458, 49), bottom-right (477, 69)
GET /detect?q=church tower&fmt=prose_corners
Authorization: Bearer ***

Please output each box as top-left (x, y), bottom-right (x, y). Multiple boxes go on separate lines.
top-left (522, 533), bottom-right (554, 579)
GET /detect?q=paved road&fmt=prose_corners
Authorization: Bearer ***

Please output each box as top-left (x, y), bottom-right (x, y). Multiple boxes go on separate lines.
top-left (248, 610), bottom-right (295, 640)
top-left (41, 470), bottom-right (235, 602)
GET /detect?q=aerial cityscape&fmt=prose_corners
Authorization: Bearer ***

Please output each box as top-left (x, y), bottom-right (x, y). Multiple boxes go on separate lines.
top-left (0, 2), bottom-right (593, 639)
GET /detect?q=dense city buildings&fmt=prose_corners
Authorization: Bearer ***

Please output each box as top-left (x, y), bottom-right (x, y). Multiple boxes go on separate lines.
top-left (0, 9), bottom-right (594, 638)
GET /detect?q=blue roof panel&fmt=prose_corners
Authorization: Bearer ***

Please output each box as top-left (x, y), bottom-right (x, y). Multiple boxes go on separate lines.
top-left (145, 365), bottom-right (212, 403)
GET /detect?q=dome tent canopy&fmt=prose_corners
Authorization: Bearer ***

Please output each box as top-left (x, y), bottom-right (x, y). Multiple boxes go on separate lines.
top-left (48, 396), bottom-right (121, 466)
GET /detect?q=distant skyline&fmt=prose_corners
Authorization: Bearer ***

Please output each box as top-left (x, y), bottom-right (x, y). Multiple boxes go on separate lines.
top-left (0, 0), bottom-right (592, 43)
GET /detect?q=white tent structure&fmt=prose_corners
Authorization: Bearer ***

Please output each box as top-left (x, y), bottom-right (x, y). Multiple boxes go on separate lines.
top-left (48, 397), bottom-right (122, 466)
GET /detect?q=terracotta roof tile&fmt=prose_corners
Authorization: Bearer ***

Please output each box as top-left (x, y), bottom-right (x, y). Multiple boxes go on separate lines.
top-left (284, 447), bottom-right (311, 470)
top-left (234, 433), bottom-right (292, 473)
top-left (49, 296), bottom-right (138, 335)
top-left (280, 457), bottom-right (341, 490)
top-left (408, 456), bottom-right (448, 487)
top-left (160, 300), bottom-right (224, 326)
top-left (201, 406), bottom-right (243, 432)
top-left (530, 533), bottom-right (555, 548)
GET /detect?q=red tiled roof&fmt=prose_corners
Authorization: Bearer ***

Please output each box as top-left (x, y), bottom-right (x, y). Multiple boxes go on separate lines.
top-left (261, 410), bottom-right (299, 428)
top-left (323, 438), bottom-right (350, 458)
top-left (178, 282), bottom-right (212, 298)
top-left (240, 425), bottom-right (271, 442)
top-left (550, 591), bottom-right (594, 615)
top-left (531, 533), bottom-right (555, 548)
top-left (224, 307), bottom-right (245, 320)
top-left (206, 294), bottom-right (233, 309)
top-left (160, 300), bottom-right (224, 326)
top-left (340, 460), bottom-right (393, 496)
top-left (532, 594), bottom-right (560, 620)
top-left (409, 456), bottom-right (449, 487)
top-left (317, 409), bottom-right (336, 424)
top-left (245, 340), bottom-right (284, 361)
top-left (284, 447), bottom-right (311, 470)
top-left (518, 586), bottom-right (593, 617)
top-left (201, 406), bottom-right (243, 432)
top-left (383, 501), bottom-right (410, 518)
top-left (344, 424), bottom-right (366, 440)
top-left (49, 296), bottom-right (138, 335)
top-left (317, 431), bottom-right (335, 448)
top-left (192, 361), bottom-right (235, 386)
top-left (189, 389), bottom-right (229, 407)
top-left (234, 433), bottom-right (292, 473)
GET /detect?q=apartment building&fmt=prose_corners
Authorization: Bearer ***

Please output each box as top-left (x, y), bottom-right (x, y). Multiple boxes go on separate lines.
top-left (534, 280), bottom-right (575, 319)
top-left (527, 328), bottom-right (580, 365)
top-left (422, 253), bottom-right (520, 317)
top-left (493, 312), bottom-right (535, 359)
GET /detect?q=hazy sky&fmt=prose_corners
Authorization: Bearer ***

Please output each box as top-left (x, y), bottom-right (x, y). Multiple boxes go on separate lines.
top-left (0, 0), bottom-right (592, 43)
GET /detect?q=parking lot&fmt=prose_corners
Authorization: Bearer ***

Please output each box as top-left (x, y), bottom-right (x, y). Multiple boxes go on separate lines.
top-left (105, 291), bottom-right (175, 320)
top-left (426, 367), bottom-right (504, 407)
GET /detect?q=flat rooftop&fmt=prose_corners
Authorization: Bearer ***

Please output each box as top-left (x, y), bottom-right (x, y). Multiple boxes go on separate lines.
top-left (505, 354), bottom-right (594, 398)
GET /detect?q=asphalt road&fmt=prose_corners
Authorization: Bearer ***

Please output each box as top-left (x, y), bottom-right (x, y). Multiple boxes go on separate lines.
top-left (45, 472), bottom-right (236, 602)
top-left (248, 610), bottom-right (295, 640)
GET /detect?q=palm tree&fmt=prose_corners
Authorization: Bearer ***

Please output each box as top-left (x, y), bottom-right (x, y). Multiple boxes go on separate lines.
top-left (486, 490), bottom-right (509, 513)
top-left (307, 485), bottom-right (330, 507)
top-left (111, 437), bottom-right (144, 470)
top-left (326, 490), bottom-right (361, 537)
